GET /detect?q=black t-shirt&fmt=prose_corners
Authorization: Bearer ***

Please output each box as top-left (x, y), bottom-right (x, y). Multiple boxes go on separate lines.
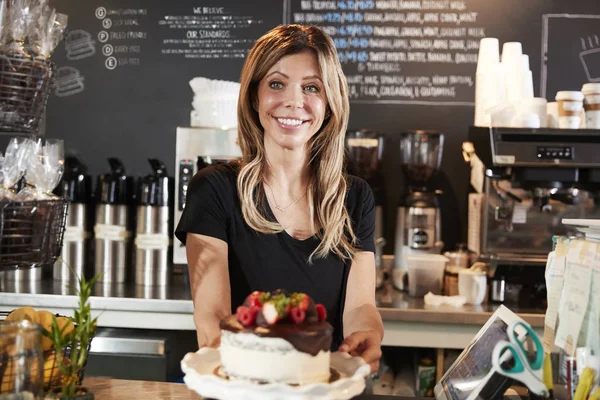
top-left (175, 162), bottom-right (375, 349)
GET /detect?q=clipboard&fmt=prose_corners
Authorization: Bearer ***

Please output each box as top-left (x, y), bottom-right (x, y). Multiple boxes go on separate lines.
top-left (434, 305), bottom-right (529, 400)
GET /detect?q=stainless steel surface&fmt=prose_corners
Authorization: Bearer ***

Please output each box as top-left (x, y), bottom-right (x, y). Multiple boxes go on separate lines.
top-left (0, 267), bottom-right (43, 287)
top-left (90, 329), bottom-right (166, 355)
top-left (0, 267), bottom-right (545, 329)
top-left (376, 281), bottom-right (544, 327)
top-left (135, 205), bottom-right (171, 286)
top-left (173, 127), bottom-right (241, 265)
top-left (491, 278), bottom-right (506, 302)
top-left (95, 204), bottom-right (131, 284)
top-left (54, 203), bottom-right (89, 283)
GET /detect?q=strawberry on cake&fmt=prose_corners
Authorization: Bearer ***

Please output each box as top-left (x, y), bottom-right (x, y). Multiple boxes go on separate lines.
top-left (219, 290), bottom-right (333, 385)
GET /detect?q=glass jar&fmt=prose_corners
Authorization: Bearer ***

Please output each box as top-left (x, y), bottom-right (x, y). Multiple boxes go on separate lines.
top-left (0, 320), bottom-right (44, 398)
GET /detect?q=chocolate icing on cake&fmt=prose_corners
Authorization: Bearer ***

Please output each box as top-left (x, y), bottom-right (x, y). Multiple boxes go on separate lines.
top-left (220, 315), bottom-right (333, 356)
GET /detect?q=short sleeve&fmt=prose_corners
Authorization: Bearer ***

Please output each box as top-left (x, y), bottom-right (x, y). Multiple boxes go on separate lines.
top-left (174, 166), bottom-right (232, 245)
top-left (349, 177), bottom-right (376, 253)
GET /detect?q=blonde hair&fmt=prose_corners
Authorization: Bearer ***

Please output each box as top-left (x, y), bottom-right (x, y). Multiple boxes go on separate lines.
top-left (236, 24), bottom-right (357, 262)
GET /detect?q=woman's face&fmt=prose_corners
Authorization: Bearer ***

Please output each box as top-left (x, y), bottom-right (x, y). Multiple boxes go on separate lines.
top-left (256, 50), bottom-right (327, 152)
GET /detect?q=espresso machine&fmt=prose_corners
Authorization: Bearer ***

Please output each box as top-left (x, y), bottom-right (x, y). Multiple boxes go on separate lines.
top-left (173, 127), bottom-right (241, 265)
top-left (345, 129), bottom-right (386, 286)
top-left (467, 126), bottom-right (600, 305)
top-left (393, 130), bottom-right (445, 290)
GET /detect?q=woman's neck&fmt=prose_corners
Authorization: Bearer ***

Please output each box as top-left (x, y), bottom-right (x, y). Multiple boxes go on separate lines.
top-left (263, 141), bottom-right (310, 194)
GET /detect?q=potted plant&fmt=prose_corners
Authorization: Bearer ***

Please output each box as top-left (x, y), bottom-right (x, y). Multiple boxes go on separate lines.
top-left (42, 271), bottom-right (101, 400)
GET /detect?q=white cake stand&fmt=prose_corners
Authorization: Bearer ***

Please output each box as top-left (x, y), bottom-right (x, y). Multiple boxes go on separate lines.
top-left (180, 347), bottom-right (371, 400)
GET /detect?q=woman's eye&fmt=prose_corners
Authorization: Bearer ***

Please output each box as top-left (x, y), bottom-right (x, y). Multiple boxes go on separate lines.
top-left (269, 81), bottom-right (283, 89)
top-left (304, 84), bottom-right (320, 93)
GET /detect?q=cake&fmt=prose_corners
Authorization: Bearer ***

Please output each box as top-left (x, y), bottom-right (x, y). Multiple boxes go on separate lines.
top-left (219, 290), bottom-right (333, 385)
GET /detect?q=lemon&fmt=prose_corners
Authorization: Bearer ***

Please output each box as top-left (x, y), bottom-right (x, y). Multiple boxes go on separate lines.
top-left (55, 316), bottom-right (75, 339)
top-left (5, 306), bottom-right (36, 323)
top-left (35, 310), bottom-right (55, 351)
top-left (43, 351), bottom-right (62, 387)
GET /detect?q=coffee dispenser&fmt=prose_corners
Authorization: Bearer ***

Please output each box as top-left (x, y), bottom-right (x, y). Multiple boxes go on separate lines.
top-left (54, 156), bottom-right (93, 283)
top-left (94, 158), bottom-right (135, 284)
top-left (173, 126), bottom-right (241, 265)
top-left (393, 130), bottom-right (445, 290)
top-left (134, 159), bottom-right (173, 286)
top-left (345, 129), bottom-right (386, 284)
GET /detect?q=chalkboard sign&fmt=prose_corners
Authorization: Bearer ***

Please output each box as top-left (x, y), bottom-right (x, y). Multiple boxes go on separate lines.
top-left (42, 0), bottom-right (600, 252)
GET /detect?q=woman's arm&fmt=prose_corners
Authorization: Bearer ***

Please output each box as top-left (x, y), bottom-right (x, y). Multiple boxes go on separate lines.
top-left (186, 232), bottom-right (231, 349)
top-left (340, 251), bottom-right (384, 372)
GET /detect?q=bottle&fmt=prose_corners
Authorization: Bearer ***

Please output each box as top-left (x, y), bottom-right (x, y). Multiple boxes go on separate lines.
top-left (93, 158), bottom-right (135, 284)
top-left (54, 156), bottom-right (93, 283)
top-left (134, 159), bottom-right (173, 286)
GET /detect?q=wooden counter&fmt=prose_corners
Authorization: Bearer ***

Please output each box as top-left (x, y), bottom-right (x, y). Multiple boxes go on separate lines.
top-left (82, 377), bottom-right (426, 399)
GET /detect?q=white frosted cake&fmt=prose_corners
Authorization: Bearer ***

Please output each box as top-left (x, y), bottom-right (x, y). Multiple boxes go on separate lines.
top-left (219, 290), bottom-right (333, 385)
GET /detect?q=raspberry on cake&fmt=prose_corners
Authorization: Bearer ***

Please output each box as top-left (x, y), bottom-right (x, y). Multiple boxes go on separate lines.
top-left (219, 290), bottom-right (333, 385)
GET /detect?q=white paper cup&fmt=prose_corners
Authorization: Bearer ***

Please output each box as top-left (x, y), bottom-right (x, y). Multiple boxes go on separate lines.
top-left (547, 102), bottom-right (559, 128)
top-left (501, 42), bottom-right (522, 64)
top-left (582, 83), bottom-right (600, 129)
top-left (520, 98), bottom-right (548, 127)
top-left (556, 91), bottom-right (584, 129)
top-left (458, 269), bottom-right (487, 305)
top-left (477, 38), bottom-right (500, 72)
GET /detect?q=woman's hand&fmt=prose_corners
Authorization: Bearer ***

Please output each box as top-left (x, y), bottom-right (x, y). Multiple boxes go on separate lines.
top-left (338, 330), bottom-right (382, 373)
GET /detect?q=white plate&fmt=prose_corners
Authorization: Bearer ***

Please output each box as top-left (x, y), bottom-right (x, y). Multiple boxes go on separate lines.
top-left (562, 218), bottom-right (600, 240)
top-left (180, 347), bottom-right (371, 400)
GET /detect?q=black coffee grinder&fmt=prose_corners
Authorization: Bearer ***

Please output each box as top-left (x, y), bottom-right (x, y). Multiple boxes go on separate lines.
top-left (345, 129), bottom-right (387, 286)
top-left (393, 130), bottom-right (445, 290)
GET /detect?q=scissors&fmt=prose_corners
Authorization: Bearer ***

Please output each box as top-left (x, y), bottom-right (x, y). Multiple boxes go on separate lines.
top-left (491, 321), bottom-right (549, 398)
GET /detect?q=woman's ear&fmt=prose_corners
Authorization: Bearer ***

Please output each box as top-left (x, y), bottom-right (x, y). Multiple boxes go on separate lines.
top-left (325, 107), bottom-right (331, 119)
top-left (252, 97), bottom-right (259, 112)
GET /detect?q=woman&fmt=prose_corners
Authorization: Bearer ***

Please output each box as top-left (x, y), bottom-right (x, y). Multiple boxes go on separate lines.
top-left (175, 24), bottom-right (383, 373)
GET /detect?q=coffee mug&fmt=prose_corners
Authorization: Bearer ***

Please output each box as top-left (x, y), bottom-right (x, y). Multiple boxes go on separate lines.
top-left (458, 270), bottom-right (487, 305)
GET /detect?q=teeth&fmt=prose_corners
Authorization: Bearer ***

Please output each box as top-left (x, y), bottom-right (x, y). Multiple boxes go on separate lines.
top-left (277, 118), bottom-right (303, 126)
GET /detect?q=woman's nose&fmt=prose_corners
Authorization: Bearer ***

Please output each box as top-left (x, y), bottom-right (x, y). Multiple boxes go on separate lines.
top-left (284, 87), bottom-right (304, 109)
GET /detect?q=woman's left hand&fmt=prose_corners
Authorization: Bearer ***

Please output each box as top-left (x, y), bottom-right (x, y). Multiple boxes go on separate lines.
top-left (338, 330), bottom-right (382, 373)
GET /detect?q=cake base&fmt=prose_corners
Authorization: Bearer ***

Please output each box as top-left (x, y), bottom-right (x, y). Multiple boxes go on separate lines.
top-left (220, 330), bottom-right (330, 385)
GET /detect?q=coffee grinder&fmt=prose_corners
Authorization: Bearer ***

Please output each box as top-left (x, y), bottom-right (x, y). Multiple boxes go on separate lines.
top-left (393, 130), bottom-right (445, 290)
top-left (345, 129), bottom-right (386, 285)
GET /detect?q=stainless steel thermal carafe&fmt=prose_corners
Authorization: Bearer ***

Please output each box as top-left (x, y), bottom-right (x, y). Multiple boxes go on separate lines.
top-left (94, 158), bottom-right (135, 284)
top-left (54, 157), bottom-right (93, 284)
top-left (135, 159), bottom-right (173, 286)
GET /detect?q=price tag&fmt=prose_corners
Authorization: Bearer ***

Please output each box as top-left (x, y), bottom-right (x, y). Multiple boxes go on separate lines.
top-left (62, 226), bottom-right (86, 242)
top-left (95, 224), bottom-right (130, 241)
top-left (135, 233), bottom-right (169, 250)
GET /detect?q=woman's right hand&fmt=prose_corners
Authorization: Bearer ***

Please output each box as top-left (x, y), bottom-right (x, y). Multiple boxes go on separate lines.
top-left (186, 233), bottom-right (231, 348)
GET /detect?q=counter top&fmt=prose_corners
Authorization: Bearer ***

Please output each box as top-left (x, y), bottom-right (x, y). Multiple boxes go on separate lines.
top-left (82, 377), bottom-right (426, 400)
top-left (0, 273), bottom-right (545, 328)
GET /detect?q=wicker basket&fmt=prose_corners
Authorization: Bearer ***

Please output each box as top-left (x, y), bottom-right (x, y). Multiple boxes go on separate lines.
top-left (0, 53), bottom-right (55, 134)
top-left (0, 312), bottom-right (93, 393)
top-left (0, 198), bottom-right (69, 271)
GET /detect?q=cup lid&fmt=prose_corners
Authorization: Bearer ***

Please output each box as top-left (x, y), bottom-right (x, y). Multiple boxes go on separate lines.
top-left (582, 83), bottom-right (600, 95)
top-left (555, 91), bottom-right (584, 101)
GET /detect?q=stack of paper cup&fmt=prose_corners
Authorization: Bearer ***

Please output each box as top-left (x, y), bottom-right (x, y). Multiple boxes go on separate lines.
top-left (501, 42), bottom-right (534, 105)
top-left (189, 77), bottom-right (240, 128)
top-left (474, 38), bottom-right (505, 126)
top-left (516, 97), bottom-right (548, 128)
top-left (555, 91), bottom-right (584, 129)
top-left (582, 83), bottom-right (600, 129)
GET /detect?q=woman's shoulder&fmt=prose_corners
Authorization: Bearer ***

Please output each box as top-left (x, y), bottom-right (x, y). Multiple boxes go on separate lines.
top-left (345, 175), bottom-right (373, 200)
top-left (189, 160), bottom-right (240, 195)
top-left (344, 174), bottom-right (374, 212)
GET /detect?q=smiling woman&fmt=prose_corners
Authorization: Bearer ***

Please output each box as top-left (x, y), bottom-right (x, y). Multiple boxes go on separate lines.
top-left (175, 24), bottom-right (384, 375)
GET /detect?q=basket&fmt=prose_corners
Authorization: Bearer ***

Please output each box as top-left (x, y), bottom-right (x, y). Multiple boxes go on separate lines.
top-left (0, 53), bottom-right (55, 134)
top-left (0, 312), bottom-right (94, 393)
top-left (0, 198), bottom-right (69, 271)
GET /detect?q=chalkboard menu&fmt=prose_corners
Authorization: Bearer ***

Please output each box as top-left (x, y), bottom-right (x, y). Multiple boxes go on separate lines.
top-left (44, 0), bottom-right (600, 251)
